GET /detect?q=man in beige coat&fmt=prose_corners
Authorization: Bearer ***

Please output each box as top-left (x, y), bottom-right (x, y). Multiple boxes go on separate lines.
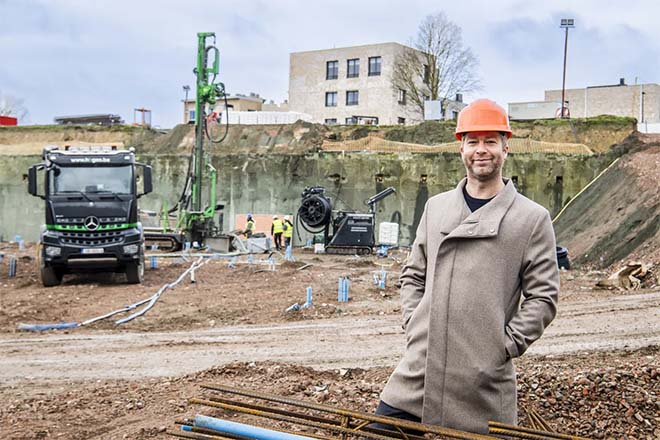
top-left (376, 99), bottom-right (560, 434)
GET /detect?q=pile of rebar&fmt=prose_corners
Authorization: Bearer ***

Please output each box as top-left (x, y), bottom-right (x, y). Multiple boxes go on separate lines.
top-left (166, 384), bottom-right (591, 440)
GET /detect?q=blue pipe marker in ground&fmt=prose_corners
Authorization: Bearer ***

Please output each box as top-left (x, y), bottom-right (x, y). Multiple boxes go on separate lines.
top-left (186, 414), bottom-right (316, 440)
top-left (284, 245), bottom-right (295, 262)
top-left (378, 269), bottom-right (387, 289)
top-left (8, 256), bottom-right (17, 277)
top-left (149, 256), bottom-right (158, 269)
top-left (302, 286), bottom-right (312, 308)
top-left (338, 277), bottom-right (350, 302)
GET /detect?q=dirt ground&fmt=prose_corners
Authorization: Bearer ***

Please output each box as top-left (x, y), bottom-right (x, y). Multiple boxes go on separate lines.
top-left (0, 244), bottom-right (659, 439)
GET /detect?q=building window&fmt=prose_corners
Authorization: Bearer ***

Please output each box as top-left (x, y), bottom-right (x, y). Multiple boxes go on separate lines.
top-left (398, 89), bottom-right (406, 105)
top-left (397, 117), bottom-right (406, 125)
top-left (368, 56), bottom-right (381, 76)
top-left (423, 64), bottom-right (430, 84)
top-left (325, 92), bottom-right (337, 107)
top-left (346, 90), bottom-right (359, 106)
top-left (347, 58), bottom-right (359, 78)
top-left (324, 118), bottom-right (338, 125)
top-left (326, 60), bottom-right (338, 80)
top-left (188, 110), bottom-right (196, 122)
top-left (452, 110), bottom-right (459, 120)
top-left (345, 116), bottom-right (357, 125)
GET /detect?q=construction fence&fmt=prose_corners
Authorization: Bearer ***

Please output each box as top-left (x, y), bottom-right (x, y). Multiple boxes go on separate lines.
top-left (321, 136), bottom-right (594, 155)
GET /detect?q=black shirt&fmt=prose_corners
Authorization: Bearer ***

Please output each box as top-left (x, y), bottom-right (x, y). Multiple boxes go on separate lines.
top-left (463, 185), bottom-right (494, 212)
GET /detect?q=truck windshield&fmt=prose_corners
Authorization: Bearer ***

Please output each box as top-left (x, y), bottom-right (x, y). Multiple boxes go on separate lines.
top-left (50, 165), bottom-right (133, 195)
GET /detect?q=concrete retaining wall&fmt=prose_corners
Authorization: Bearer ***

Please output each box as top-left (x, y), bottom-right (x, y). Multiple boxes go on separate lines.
top-left (1, 152), bottom-right (612, 245)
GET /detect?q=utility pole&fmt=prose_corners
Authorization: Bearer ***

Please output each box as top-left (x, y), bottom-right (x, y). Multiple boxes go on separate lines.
top-left (182, 85), bottom-right (191, 123)
top-left (559, 18), bottom-right (575, 119)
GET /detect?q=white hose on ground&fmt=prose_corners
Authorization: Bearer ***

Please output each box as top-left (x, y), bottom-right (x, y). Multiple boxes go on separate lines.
top-left (18, 256), bottom-right (212, 331)
top-left (115, 257), bottom-right (208, 325)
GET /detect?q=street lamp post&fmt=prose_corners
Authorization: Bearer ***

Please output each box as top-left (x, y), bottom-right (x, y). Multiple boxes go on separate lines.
top-left (182, 85), bottom-right (191, 123)
top-left (560, 18), bottom-right (575, 119)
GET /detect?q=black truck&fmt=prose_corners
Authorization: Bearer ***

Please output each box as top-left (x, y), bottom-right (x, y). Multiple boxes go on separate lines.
top-left (27, 145), bottom-right (152, 286)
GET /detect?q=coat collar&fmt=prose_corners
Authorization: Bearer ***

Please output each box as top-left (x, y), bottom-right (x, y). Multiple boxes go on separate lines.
top-left (438, 177), bottom-right (517, 238)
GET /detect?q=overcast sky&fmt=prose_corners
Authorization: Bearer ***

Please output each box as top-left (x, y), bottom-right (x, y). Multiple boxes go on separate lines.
top-left (1, 0), bottom-right (658, 128)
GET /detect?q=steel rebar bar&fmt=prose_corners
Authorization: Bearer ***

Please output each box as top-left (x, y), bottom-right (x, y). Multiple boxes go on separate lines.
top-left (488, 421), bottom-right (589, 440)
top-left (196, 384), bottom-right (499, 440)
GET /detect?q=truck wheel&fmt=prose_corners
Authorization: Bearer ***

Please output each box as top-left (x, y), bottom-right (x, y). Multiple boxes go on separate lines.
top-left (125, 259), bottom-right (144, 284)
top-left (40, 266), bottom-right (63, 287)
top-left (37, 243), bottom-right (63, 287)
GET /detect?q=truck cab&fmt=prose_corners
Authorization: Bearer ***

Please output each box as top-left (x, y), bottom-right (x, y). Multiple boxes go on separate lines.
top-left (27, 145), bottom-right (152, 286)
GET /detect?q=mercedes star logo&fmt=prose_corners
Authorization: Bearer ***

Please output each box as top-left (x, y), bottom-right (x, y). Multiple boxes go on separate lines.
top-left (84, 216), bottom-right (100, 231)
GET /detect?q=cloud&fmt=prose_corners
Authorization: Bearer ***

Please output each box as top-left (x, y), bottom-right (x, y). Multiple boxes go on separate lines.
top-left (0, 0), bottom-right (658, 127)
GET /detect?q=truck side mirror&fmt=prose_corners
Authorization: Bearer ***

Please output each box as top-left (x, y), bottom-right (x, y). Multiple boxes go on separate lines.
top-left (138, 164), bottom-right (153, 197)
top-left (27, 165), bottom-right (45, 199)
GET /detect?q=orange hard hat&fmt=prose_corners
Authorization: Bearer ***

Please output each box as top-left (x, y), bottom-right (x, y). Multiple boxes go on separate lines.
top-left (455, 99), bottom-right (512, 140)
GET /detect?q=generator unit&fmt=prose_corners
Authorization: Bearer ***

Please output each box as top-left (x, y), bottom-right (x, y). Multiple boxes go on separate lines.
top-left (297, 186), bottom-right (395, 255)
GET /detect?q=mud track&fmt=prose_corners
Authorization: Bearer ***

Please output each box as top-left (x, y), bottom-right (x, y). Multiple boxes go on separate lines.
top-left (2, 291), bottom-right (658, 385)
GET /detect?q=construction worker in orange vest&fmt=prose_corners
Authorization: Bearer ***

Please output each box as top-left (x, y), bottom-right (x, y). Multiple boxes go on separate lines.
top-left (282, 215), bottom-right (294, 248)
top-left (271, 215), bottom-right (283, 251)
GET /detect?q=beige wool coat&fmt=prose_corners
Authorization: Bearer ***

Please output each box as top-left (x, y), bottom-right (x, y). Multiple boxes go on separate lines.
top-left (380, 178), bottom-right (559, 434)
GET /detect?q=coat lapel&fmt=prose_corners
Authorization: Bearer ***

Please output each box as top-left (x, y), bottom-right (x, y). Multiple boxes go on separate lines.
top-left (442, 178), bottom-right (518, 240)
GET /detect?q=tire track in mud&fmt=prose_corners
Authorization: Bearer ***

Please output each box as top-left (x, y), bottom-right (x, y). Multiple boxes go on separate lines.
top-left (1, 292), bottom-right (658, 385)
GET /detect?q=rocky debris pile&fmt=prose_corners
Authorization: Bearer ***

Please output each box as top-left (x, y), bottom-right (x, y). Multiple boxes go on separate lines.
top-left (2, 348), bottom-right (657, 439)
top-left (595, 262), bottom-right (658, 290)
top-left (517, 348), bottom-right (659, 439)
top-left (191, 349), bottom-right (659, 439)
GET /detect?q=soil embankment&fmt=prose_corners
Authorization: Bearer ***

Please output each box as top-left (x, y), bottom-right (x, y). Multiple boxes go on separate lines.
top-left (1, 115), bottom-right (636, 155)
top-left (555, 133), bottom-right (660, 267)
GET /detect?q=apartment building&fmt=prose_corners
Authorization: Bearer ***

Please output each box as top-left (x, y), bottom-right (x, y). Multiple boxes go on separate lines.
top-left (288, 43), bottom-right (425, 125)
top-left (545, 79), bottom-right (659, 124)
top-left (509, 78), bottom-right (659, 131)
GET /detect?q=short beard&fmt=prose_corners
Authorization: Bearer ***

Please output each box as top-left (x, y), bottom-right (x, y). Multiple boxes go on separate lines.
top-left (464, 158), bottom-right (503, 182)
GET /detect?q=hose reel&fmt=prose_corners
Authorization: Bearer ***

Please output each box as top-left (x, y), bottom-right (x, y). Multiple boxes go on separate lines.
top-left (298, 187), bottom-right (333, 229)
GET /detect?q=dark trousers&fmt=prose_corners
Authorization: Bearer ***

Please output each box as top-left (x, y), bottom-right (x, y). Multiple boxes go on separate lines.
top-left (370, 400), bottom-right (422, 434)
top-left (284, 236), bottom-right (291, 248)
top-left (274, 233), bottom-right (282, 250)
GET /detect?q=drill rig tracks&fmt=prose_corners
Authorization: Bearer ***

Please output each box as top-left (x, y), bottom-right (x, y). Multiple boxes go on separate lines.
top-left (167, 383), bottom-right (590, 440)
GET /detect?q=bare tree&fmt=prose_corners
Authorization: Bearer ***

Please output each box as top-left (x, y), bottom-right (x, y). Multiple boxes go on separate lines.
top-left (392, 13), bottom-right (480, 118)
top-left (0, 91), bottom-right (29, 122)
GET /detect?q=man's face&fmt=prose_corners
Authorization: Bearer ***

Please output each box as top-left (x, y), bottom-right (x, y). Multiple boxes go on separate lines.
top-left (460, 131), bottom-right (509, 182)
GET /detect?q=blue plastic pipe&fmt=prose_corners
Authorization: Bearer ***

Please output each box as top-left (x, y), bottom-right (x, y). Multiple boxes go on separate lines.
top-left (17, 322), bottom-right (79, 331)
top-left (303, 286), bottom-right (312, 308)
top-left (8, 256), bottom-right (17, 277)
top-left (186, 415), bottom-right (315, 440)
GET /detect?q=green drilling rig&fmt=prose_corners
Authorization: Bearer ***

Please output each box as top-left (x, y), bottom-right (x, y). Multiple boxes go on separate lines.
top-left (144, 32), bottom-right (229, 250)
